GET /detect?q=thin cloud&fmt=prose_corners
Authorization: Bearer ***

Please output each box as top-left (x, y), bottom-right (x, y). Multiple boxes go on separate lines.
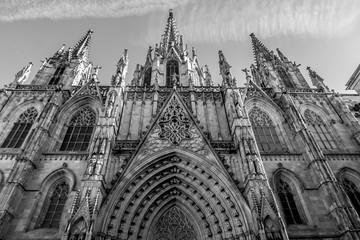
top-left (145, 0), bottom-right (360, 43)
top-left (0, 0), bottom-right (190, 21)
top-left (1, 0), bottom-right (359, 43)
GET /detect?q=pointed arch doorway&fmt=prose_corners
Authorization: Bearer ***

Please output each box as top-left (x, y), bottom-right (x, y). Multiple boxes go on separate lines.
top-left (149, 203), bottom-right (199, 240)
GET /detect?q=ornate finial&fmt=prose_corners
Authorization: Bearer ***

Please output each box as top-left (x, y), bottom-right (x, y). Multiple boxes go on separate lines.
top-left (13, 62), bottom-right (33, 86)
top-left (145, 46), bottom-right (153, 66)
top-left (242, 68), bottom-right (250, 78)
top-left (276, 48), bottom-right (289, 62)
top-left (169, 9), bottom-right (173, 18)
top-left (306, 66), bottom-right (329, 92)
top-left (92, 65), bottom-right (102, 82)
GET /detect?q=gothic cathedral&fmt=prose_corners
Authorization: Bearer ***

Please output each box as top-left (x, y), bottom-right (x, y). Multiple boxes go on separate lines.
top-left (0, 10), bottom-right (360, 240)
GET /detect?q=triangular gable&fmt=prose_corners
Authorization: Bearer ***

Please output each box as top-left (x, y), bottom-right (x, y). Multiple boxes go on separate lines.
top-left (165, 46), bottom-right (182, 62)
top-left (125, 88), bottom-right (225, 171)
top-left (244, 79), bottom-right (285, 114)
top-left (67, 78), bottom-right (105, 105)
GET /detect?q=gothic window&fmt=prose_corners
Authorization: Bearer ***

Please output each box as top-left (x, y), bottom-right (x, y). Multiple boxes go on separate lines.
top-left (342, 178), bottom-right (360, 215)
top-left (49, 65), bottom-right (66, 85)
top-left (304, 109), bottom-right (336, 150)
top-left (166, 60), bottom-right (179, 86)
top-left (1, 107), bottom-right (38, 148)
top-left (60, 107), bottom-right (96, 151)
top-left (276, 179), bottom-right (303, 225)
top-left (144, 67), bottom-right (152, 86)
top-left (249, 106), bottom-right (282, 152)
top-left (153, 206), bottom-right (197, 240)
top-left (42, 181), bottom-right (69, 228)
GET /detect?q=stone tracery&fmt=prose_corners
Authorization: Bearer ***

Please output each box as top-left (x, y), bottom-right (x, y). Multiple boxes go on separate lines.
top-left (103, 155), bottom-right (248, 239)
top-left (158, 96), bottom-right (192, 145)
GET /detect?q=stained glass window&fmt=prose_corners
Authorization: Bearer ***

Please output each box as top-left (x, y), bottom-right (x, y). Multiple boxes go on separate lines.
top-left (249, 106), bottom-right (282, 152)
top-left (60, 107), bottom-right (96, 151)
top-left (42, 181), bottom-right (69, 228)
top-left (276, 179), bottom-right (303, 225)
top-left (304, 109), bottom-right (336, 150)
top-left (166, 60), bottom-right (179, 87)
top-left (1, 107), bottom-right (38, 148)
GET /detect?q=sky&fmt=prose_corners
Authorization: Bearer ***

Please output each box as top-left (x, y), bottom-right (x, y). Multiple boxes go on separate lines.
top-left (1, 0), bottom-right (360, 92)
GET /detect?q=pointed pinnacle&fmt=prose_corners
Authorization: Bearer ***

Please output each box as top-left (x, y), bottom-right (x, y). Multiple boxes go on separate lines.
top-left (250, 33), bottom-right (271, 66)
top-left (73, 29), bottom-right (93, 61)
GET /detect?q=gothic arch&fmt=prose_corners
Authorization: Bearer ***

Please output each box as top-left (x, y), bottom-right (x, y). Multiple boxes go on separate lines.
top-left (26, 166), bottom-right (76, 231)
top-left (52, 97), bottom-right (101, 151)
top-left (1, 99), bottom-right (43, 124)
top-left (98, 150), bottom-right (253, 239)
top-left (337, 167), bottom-right (360, 185)
top-left (336, 167), bottom-right (360, 216)
top-left (244, 101), bottom-right (292, 153)
top-left (302, 108), bottom-right (339, 150)
top-left (148, 202), bottom-right (200, 240)
top-left (0, 105), bottom-right (40, 148)
top-left (271, 168), bottom-right (311, 225)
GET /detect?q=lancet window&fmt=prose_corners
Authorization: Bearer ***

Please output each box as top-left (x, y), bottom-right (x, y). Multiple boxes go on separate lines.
top-left (49, 65), bottom-right (66, 85)
top-left (304, 109), bottom-right (336, 150)
top-left (166, 60), bottom-right (179, 86)
top-left (144, 67), bottom-right (152, 86)
top-left (275, 179), bottom-right (303, 225)
top-left (342, 178), bottom-right (360, 215)
top-left (41, 181), bottom-right (69, 228)
top-left (249, 106), bottom-right (282, 152)
top-left (60, 107), bottom-right (96, 151)
top-left (1, 107), bottom-right (38, 148)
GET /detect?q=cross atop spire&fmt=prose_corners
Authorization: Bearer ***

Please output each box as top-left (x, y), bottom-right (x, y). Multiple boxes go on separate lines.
top-left (72, 29), bottom-right (93, 62)
top-left (250, 33), bottom-right (272, 67)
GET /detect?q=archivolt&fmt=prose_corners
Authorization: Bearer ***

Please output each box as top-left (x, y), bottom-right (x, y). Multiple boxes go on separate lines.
top-left (99, 154), bottom-right (252, 239)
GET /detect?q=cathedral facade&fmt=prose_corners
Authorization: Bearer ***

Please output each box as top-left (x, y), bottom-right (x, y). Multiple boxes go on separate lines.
top-left (0, 10), bottom-right (360, 240)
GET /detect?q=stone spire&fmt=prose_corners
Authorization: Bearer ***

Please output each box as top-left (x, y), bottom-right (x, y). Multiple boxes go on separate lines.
top-left (307, 66), bottom-right (330, 92)
top-left (72, 29), bottom-right (93, 62)
top-left (276, 48), bottom-right (289, 63)
top-left (112, 49), bottom-right (129, 86)
top-left (144, 46), bottom-right (153, 67)
top-left (250, 33), bottom-right (272, 67)
top-left (52, 44), bottom-right (66, 59)
top-left (218, 50), bottom-right (235, 87)
top-left (160, 9), bottom-right (182, 56)
top-left (13, 62), bottom-right (33, 85)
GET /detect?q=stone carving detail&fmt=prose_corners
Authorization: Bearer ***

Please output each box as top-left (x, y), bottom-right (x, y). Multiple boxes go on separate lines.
top-left (18, 107), bottom-right (38, 123)
top-left (349, 103), bottom-right (360, 119)
top-left (69, 106), bottom-right (96, 126)
top-left (304, 109), bottom-right (323, 125)
top-left (158, 96), bottom-right (192, 145)
top-left (248, 106), bottom-right (273, 126)
top-left (154, 206), bottom-right (197, 240)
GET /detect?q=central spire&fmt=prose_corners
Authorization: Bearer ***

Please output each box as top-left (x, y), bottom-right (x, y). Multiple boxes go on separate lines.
top-left (72, 29), bottom-right (93, 62)
top-left (159, 9), bottom-right (183, 57)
